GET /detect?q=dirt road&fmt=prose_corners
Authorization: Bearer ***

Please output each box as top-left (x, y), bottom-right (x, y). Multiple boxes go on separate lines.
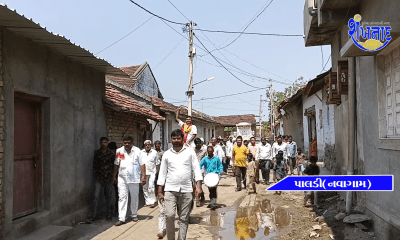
top-left (69, 169), bottom-right (376, 240)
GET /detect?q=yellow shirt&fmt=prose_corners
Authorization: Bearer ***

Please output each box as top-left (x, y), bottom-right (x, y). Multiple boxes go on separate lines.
top-left (233, 145), bottom-right (249, 167)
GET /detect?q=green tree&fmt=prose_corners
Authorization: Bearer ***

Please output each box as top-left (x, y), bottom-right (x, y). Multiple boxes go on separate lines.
top-left (273, 76), bottom-right (307, 106)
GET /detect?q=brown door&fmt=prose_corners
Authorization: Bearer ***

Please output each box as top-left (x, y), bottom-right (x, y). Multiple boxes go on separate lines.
top-left (13, 99), bottom-right (39, 219)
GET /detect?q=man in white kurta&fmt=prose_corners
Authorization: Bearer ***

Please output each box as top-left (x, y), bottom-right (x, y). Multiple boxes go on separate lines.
top-left (176, 107), bottom-right (197, 147)
top-left (113, 136), bottom-right (146, 226)
top-left (141, 140), bottom-right (158, 207)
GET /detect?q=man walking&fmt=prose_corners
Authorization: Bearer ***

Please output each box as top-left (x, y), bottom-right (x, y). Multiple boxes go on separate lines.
top-left (225, 136), bottom-right (233, 175)
top-left (154, 140), bottom-right (166, 239)
top-left (157, 129), bottom-right (203, 240)
top-left (247, 137), bottom-right (260, 183)
top-left (200, 146), bottom-right (223, 209)
top-left (194, 138), bottom-right (207, 206)
top-left (272, 136), bottom-right (287, 181)
top-left (287, 135), bottom-right (297, 175)
top-left (176, 107), bottom-right (197, 147)
top-left (257, 137), bottom-right (272, 185)
top-left (113, 136), bottom-right (146, 226)
top-left (88, 137), bottom-right (115, 223)
top-left (232, 136), bottom-right (249, 191)
top-left (211, 137), bottom-right (225, 165)
top-left (142, 140), bottom-right (158, 208)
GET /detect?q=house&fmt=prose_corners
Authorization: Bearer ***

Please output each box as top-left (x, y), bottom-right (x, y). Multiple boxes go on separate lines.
top-left (150, 97), bottom-right (219, 149)
top-left (106, 62), bottom-right (164, 146)
top-left (304, 0), bottom-right (400, 238)
top-left (214, 114), bottom-right (257, 138)
top-left (0, 5), bottom-right (129, 239)
top-left (104, 80), bottom-right (165, 148)
top-left (277, 87), bottom-right (306, 151)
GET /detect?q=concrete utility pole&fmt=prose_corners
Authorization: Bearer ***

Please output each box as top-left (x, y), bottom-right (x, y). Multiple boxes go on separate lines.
top-left (186, 21), bottom-right (195, 116)
top-left (259, 95), bottom-right (263, 138)
top-left (270, 80), bottom-right (275, 139)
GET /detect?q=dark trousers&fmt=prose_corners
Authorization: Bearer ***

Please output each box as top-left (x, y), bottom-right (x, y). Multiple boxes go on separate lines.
top-left (222, 158), bottom-right (230, 172)
top-left (259, 159), bottom-right (271, 183)
top-left (208, 186), bottom-right (218, 205)
top-left (235, 167), bottom-right (247, 189)
top-left (289, 157), bottom-right (296, 174)
top-left (92, 180), bottom-right (114, 218)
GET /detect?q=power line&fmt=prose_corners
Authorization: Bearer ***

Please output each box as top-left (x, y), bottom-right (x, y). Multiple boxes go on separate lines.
top-left (195, 29), bottom-right (302, 37)
top-left (321, 55), bottom-right (331, 73)
top-left (127, 0), bottom-right (186, 25)
top-left (209, 0), bottom-right (274, 52)
top-left (160, 19), bottom-right (292, 86)
top-left (95, 16), bottom-right (153, 54)
top-left (154, 37), bottom-right (185, 69)
top-left (194, 34), bottom-right (260, 88)
top-left (171, 87), bottom-right (268, 103)
top-left (166, 0), bottom-right (190, 22)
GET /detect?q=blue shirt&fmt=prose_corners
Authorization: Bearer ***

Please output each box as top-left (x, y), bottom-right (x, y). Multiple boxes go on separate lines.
top-left (287, 141), bottom-right (297, 158)
top-left (200, 155), bottom-right (223, 174)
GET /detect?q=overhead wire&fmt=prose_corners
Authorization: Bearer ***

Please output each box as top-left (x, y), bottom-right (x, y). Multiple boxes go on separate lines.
top-left (170, 87), bottom-right (268, 103)
top-left (95, 16), bottom-right (153, 54)
top-left (194, 34), bottom-right (261, 89)
top-left (195, 29), bottom-right (303, 37)
top-left (166, 0), bottom-right (190, 22)
top-left (154, 37), bottom-right (185, 69)
top-left (127, 0), bottom-right (186, 25)
top-left (206, 0), bottom-right (274, 53)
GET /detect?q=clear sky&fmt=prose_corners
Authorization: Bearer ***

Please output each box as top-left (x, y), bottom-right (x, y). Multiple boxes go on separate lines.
top-left (5, 0), bottom-right (331, 119)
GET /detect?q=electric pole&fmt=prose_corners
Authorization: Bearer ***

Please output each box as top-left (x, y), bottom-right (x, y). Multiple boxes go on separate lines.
top-left (259, 95), bottom-right (262, 138)
top-left (270, 80), bottom-right (275, 139)
top-left (186, 21), bottom-right (195, 116)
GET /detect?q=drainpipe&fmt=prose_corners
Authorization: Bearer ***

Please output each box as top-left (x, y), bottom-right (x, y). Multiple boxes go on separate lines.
top-left (346, 57), bottom-right (356, 213)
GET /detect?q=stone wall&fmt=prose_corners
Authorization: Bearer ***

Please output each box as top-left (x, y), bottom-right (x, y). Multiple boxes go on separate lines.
top-left (104, 106), bottom-right (151, 149)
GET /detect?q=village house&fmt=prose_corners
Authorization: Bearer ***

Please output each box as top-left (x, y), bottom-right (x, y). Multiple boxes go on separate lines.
top-left (0, 5), bottom-right (131, 239)
top-left (214, 114), bottom-right (257, 138)
top-left (304, 0), bottom-right (400, 238)
top-left (103, 80), bottom-right (165, 148)
top-left (106, 62), bottom-right (164, 146)
top-left (277, 70), bottom-right (336, 162)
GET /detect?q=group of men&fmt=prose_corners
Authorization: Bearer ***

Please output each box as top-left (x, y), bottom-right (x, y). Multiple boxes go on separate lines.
top-left (88, 105), bottom-right (313, 240)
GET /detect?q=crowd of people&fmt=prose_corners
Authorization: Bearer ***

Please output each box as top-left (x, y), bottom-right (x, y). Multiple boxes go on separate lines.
top-left (87, 108), bottom-right (319, 240)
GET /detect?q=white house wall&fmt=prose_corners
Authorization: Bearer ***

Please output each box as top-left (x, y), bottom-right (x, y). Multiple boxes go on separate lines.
top-left (302, 90), bottom-right (323, 158)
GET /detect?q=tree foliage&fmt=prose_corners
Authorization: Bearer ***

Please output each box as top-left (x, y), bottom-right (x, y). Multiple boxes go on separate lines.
top-left (271, 76), bottom-right (308, 106)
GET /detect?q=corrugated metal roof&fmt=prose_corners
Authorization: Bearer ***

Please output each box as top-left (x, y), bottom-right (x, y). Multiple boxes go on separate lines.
top-left (0, 4), bottom-right (128, 77)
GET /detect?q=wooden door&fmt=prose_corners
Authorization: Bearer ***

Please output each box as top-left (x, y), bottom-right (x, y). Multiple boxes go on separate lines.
top-left (13, 99), bottom-right (39, 219)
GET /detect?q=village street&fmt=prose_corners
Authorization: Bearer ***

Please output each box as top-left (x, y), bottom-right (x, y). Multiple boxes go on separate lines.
top-left (66, 165), bottom-right (375, 240)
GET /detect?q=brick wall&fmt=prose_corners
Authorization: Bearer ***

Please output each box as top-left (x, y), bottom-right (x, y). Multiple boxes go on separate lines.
top-left (104, 106), bottom-right (151, 149)
top-left (0, 26), bottom-right (4, 239)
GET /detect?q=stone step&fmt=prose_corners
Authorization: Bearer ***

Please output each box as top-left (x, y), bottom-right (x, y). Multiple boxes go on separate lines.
top-left (16, 225), bottom-right (73, 240)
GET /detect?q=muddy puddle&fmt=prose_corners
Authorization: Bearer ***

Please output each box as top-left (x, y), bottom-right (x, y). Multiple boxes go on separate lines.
top-left (193, 198), bottom-right (293, 239)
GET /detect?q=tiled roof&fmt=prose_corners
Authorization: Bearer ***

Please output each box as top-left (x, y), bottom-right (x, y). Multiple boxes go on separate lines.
top-left (105, 65), bottom-right (141, 88)
top-left (105, 86), bottom-right (165, 121)
top-left (150, 97), bottom-right (216, 123)
top-left (214, 114), bottom-right (257, 126)
top-left (0, 4), bottom-right (128, 77)
top-left (120, 65), bottom-right (141, 75)
top-left (277, 86), bottom-right (306, 109)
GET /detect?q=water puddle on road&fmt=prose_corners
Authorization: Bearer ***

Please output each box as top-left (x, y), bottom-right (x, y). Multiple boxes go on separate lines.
top-left (194, 198), bottom-right (293, 239)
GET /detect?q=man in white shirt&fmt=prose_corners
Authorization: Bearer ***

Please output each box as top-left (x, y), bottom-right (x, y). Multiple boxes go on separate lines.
top-left (142, 140), bottom-right (158, 208)
top-left (176, 107), bottom-right (197, 147)
top-left (211, 138), bottom-right (225, 164)
top-left (225, 136), bottom-right (233, 170)
top-left (247, 137), bottom-right (260, 183)
top-left (157, 129), bottom-right (203, 240)
top-left (272, 136), bottom-right (288, 181)
top-left (257, 137), bottom-right (272, 185)
top-left (113, 136), bottom-right (146, 226)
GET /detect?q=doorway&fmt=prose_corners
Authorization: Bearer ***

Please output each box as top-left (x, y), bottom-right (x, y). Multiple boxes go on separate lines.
top-left (13, 96), bottom-right (42, 219)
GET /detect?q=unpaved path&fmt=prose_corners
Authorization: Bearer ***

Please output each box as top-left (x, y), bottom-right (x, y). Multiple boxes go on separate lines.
top-left (70, 168), bottom-right (375, 240)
